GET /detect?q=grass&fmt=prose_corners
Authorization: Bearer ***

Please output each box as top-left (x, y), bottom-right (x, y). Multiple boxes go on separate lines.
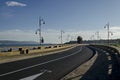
top-left (112, 44), bottom-right (120, 48)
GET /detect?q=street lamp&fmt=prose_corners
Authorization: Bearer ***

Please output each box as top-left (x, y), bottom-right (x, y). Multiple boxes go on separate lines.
top-left (66, 35), bottom-right (70, 42)
top-left (95, 31), bottom-right (100, 40)
top-left (35, 17), bottom-right (45, 45)
top-left (104, 22), bottom-right (113, 45)
top-left (60, 30), bottom-right (65, 44)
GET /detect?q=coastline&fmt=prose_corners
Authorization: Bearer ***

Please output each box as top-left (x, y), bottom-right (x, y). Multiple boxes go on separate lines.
top-left (0, 44), bottom-right (77, 64)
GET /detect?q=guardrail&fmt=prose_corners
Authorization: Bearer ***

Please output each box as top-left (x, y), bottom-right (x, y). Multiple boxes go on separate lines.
top-left (90, 44), bottom-right (120, 56)
top-left (90, 44), bottom-right (120, 70)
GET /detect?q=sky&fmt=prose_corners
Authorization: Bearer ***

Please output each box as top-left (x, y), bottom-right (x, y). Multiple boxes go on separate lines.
top-left (1, 0), bottom-right (120, 43)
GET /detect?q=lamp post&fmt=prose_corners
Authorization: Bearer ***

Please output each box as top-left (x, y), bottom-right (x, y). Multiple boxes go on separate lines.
top-left (60, 30), bottom-right (65, 44)
top-left (104, 22), bottom-right (109, 45)
top-left (67, 35), bottom-right (70, 42)
top-left (95, 31), bottom-right (100, 44)
top-left (95, 31), bottom-right (100, 40)
top-left (104, 22), bottom-right (113, 45)
top-left (36, 17), bottom-right (45, 45)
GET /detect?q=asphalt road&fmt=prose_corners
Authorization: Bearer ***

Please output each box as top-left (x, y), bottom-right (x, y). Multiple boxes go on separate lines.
top-left (80, 46), bottom-right (120, 80)
top-left (0, 45), bottom-right (94, 80)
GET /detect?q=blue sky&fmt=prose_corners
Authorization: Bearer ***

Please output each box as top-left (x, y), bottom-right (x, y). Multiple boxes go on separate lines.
top-left (0, 0), bottom-right (120, 43)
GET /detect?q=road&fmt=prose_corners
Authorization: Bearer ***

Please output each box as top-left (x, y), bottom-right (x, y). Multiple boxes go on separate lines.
top-left (0, 45), bottom-right (95, 80)
top-left (80, 46), bottom-right (120, 80)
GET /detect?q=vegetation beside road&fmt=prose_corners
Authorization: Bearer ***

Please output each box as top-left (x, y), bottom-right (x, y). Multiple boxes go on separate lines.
top-left (0, 44), bottom-right (78, 64)
top-left (112, 44), bottom-right (120, 48)
top-left (0, 44), bottom-right (76, 56)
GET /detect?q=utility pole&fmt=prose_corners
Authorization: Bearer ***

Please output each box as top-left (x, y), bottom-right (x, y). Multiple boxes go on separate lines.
top-left (35, 17), bottom-right (45, 45)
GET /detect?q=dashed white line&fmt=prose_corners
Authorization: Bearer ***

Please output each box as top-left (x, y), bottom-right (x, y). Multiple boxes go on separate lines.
top-left (108, 64), bottom-right (112, 75)
top-left (105, 52), bottom-right (109, 56)
top-left (107, 56), bottom-right (111, 60)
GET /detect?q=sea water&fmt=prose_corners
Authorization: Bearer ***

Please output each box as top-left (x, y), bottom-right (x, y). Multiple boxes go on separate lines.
top-left (0, 43), bottom-right (53, 52)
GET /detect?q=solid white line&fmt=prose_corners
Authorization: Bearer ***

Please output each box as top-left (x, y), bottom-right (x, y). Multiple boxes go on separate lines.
top-left (0, 47), bottom-right (82, 77)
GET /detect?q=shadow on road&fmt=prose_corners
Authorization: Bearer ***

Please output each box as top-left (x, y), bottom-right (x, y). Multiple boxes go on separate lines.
top-left (79, 48), bottom-right (120, 80)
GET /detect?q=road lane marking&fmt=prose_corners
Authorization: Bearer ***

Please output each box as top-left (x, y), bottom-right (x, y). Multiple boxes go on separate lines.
top-left (108, 64), bottom-right (112, 75)
top-left (107, 56), bottom-right (111, 60)
top-left (105, 52), bottom-right (109, 56)
top-left (20, 69), bottom-right (52, 80)
top-left (20, 72), bottom-right (44, 80)
top-left (108, 69), bottom-right (112, 74)
top-left (0, 47), bottom-right (82, 77)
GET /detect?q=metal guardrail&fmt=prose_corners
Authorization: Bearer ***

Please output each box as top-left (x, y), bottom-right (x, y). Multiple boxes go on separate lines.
top-left (90, 44), bottom-right (120, 71)
top-left (90, 44), bottom-right (120, 57)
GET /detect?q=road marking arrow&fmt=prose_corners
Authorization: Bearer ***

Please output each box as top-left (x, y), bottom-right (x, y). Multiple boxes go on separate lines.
top-left (20, 69), bottom-right (52, 80)
top-left (20, 72), bottom-right (44, 80)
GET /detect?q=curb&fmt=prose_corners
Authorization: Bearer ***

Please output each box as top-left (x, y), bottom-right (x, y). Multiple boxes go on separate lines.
top-left (61, 51), bottom-right (98, 80)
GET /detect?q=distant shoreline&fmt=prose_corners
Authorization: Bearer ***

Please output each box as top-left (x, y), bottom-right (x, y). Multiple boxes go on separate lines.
top-left (0, 43), bottom-right (54, 47)
top-left (0, 43), bottom-right (54, 52)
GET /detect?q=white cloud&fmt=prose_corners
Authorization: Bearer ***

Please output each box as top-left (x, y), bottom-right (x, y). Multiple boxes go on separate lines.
top-left (5, 1), bottom-right (27, 7)
top-left (0, 28), bottom-right (120, 44)
top-left (0, 29), bottom-right (36, 41)
top-left (110, 26), bottom-right (120, 30)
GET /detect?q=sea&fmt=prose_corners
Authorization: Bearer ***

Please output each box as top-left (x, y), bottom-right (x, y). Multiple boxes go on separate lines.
top-left (0, 43), bottom-right (54, 52)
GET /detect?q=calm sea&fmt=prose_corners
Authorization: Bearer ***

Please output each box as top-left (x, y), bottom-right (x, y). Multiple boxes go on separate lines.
top-left (0, 43), bottom-right (53, 52)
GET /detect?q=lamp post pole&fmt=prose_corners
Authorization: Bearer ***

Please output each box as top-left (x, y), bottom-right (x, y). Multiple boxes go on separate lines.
top-left (60, 30), bottom-right (65, 44)
top-left (39, 17), bottom-right (42, 45)
top-left (36, 17), bottom-right (45, 45)
top-left (104, 22), bottom-right (110, 46)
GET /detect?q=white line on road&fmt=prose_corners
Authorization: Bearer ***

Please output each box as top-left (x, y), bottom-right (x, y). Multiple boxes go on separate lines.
top-left (20, 69), bottom-right (52, 80)
top-left (20, 72), bottom-right (44, 80)
top-left (108, 64), bottom-right (112, 75)
top-left (0, 47), bottom-right (82, 77)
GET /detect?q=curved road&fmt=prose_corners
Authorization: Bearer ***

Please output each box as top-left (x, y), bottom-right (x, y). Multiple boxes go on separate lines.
top-left (80, 46), bottom-right (120, 80)
top-left (0, 45), bottom-right (95, 80)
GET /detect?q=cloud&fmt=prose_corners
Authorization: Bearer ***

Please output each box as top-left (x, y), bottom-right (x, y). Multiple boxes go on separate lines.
top-left (0, 29), bottom-right (36, 41)
top-left (0, 28), bottom-right (120, 43)
top-left (110, 26), bottom-right (120, 30)
top-left (5, 1), bottom-right (27, 7)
